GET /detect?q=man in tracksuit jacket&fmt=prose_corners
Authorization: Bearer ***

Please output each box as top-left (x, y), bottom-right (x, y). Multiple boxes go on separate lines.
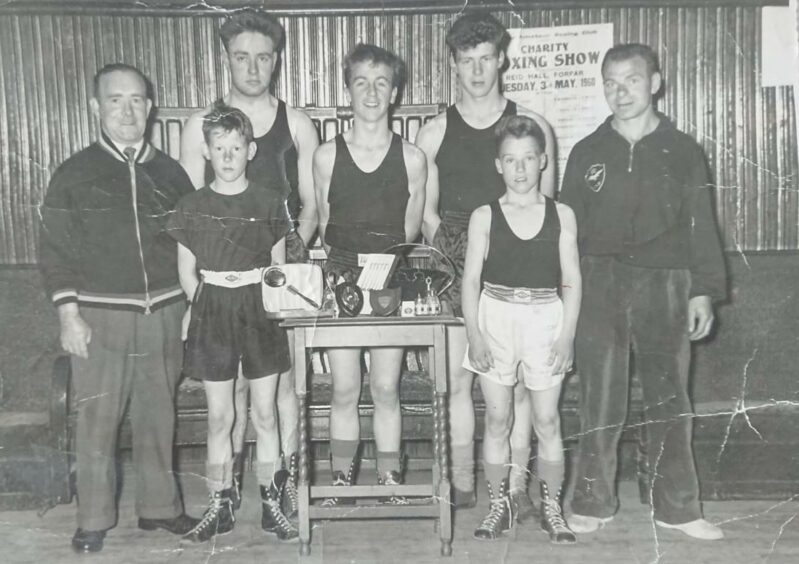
top-left (559, 44), bottom-right (727, 541)
top-left (39, 63), bottom-right (197, 553)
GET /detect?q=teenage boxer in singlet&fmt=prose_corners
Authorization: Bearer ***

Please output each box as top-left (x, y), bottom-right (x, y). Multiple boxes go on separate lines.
top-left (415, 11), bottom-right (556, 516)
top-left (179, 9), bottom-right (319, 518)
top-left (313, 43), bottom-right (426, 504)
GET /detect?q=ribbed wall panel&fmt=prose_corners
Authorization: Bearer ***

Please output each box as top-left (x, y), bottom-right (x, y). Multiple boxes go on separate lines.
top-left (0, 5), bottom-right (796, 263)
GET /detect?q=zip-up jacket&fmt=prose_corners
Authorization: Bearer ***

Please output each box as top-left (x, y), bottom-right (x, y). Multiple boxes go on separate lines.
top-left (39, 134), bottom-right (194, 313)
top-left (559, 113), bottom-right (727, 301)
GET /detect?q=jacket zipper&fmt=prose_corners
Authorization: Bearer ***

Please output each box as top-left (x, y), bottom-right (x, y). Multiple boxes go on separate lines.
top-left (628, 142), bottom-right (635, 173)
top-left (127, 155), bottom-right (152, 314)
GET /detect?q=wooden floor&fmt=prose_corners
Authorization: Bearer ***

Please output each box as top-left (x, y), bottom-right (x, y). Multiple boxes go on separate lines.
top-left (1, 462), bottom-right (797, 564)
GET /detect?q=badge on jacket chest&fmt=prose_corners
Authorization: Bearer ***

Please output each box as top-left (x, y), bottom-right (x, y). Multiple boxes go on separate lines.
top-left (585, 163), bottom-right (606, 192)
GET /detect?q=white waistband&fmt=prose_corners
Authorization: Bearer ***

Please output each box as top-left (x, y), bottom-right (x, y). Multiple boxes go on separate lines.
top-left (200, 268), bottom-right (262, 288)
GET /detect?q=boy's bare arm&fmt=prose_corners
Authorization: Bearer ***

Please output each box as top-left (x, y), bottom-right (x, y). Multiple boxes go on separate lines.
top-left (312, 142), bottom-right (335, 254)
top-left (517, 106), bottom-right (557, 198)
top-left (403, 142), bottom-right (428, 243)
top-left (462, 206), bottom-right (492, 371)
top-left (415, 114), bottom-right (446, 242)
top-left (552, 203), bottom-right (581, 373)
top-left (179, 111), bottom-right (209, 189)
top-left (289, 108), bottom-right (321, 246)
top-left (177, 242), bottom-right (199, 341)
top-left (177, 243), bottom-right (200, 300)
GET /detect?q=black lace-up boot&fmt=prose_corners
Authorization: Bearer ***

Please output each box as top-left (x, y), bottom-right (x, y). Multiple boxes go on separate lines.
top-left (282, 452), bottom-right (299, 519)
top-left (320, 456), bottom-right (359, 507)
top-left (540, 482), bottom-right (576, 544)
top-left (377, 469), bottom-right (410, 505)
top-left (473, 479), bottom-right (513, 540)
top-left (261, 470), bottom-right (299, 541)
top-left (182, 488), bottom-right (235, 543)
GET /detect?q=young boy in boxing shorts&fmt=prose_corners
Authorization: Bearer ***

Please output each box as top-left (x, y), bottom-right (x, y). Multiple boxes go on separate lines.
top-left (461, 115), bottom-right (581, 544)
top-left (168, 105), bottom-right (297, 543)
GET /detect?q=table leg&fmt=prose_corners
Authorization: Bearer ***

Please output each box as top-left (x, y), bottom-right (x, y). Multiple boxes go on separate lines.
top-left (431, 353), bottom-right (441, 533)
top-left (293, 328), bottom-right (312, 556)
top-left (432, 323), bottom-right (452, 557)
top-left (432, 348), bottom-right (441, 497)
top-left (298, 392), bottom-right (311, 556)
top-left (436, 392), bottom-right (452, 556)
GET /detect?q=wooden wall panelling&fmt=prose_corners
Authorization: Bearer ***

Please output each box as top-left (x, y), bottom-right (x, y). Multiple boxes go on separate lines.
top-left (1, 4), bottom-right (798, 264)
top-left (0, 17), bottom-right (13, 263)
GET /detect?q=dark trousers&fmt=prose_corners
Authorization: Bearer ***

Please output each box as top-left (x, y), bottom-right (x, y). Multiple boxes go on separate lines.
top-left (72, 302), bottom-right (184, 531)
top-left (570, 256), bottom-right (702, 524)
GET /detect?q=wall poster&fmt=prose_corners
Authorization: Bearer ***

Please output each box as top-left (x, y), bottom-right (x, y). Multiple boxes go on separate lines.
top-left (504, 23), bottom-right (614, 181)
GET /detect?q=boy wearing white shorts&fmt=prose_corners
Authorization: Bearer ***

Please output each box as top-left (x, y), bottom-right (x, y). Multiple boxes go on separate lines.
top-left (462, 115), bottom-right (581, 543)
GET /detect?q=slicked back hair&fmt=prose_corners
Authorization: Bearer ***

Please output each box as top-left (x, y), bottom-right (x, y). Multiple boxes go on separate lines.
top-left (343, 43), bottom-right (406, 90)
top-left (201, 103), bottom-right (254, 145)
top-left (93, 63), bottom-right (150, 99)
top-left (494, 115), bottom-right (546, 155)
top-left (601, 43), bottom-right (661, 77)
top-left (446, 12), bottom-right (509, 59)
top-left (220, 9), bottom-right (284, 52)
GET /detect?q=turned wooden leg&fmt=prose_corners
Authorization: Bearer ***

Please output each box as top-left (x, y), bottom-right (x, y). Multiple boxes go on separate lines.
top-left (298, 392), bottom-right (311, 554)
top-left (436, 393), bottom-right (452, 554)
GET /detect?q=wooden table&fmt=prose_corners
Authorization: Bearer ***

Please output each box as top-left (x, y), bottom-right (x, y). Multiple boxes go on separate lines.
top-left (283, 316), bottom-right (460, 557)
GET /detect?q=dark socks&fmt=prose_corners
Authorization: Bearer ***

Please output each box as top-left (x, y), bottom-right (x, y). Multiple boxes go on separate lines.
top-left (536, 457), bottom-right (565, 495)
top-left (483, 461), bottom-right (508, 496)
top-left (330, 439), bottom-right (360, 475)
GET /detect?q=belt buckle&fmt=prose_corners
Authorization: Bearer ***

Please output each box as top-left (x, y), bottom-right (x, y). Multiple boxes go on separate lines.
top-left (225, 273), bottom-right (241, 283)
top-left (513, 288), bottom-right (531, 302)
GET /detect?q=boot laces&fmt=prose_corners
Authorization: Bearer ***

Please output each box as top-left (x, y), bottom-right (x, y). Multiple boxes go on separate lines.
top-left (188, 493), bottom-right (229, 535)
top-left (479, 496), bottom-right (508, 531)
top-left (284, 473), bottom-right (299, 512)
top-left (264, 496), bottom-right (296, 533)
top-left (379, 472), bottom-right (410, 505)
top-left (543, 498), bottom-right (569, 532)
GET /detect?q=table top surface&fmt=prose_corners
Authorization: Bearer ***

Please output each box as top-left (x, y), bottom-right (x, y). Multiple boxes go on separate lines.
top-left (282, 315), bottom-right (462, 329)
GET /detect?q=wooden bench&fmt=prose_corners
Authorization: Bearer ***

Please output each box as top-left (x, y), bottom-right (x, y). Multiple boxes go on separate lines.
top-left (46, 103), bottom-right (647, 506)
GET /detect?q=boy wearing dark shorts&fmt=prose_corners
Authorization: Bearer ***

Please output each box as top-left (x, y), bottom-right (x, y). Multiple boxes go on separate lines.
top-left (168, 105), bottom-right (297, 542)
top-left (462, 116), bottom-right (581, 543)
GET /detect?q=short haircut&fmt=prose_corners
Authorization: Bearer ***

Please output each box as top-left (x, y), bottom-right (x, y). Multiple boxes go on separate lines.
top-left (201, 103), bottom-right (254, 144)
top-left (93, 63), bottom-right (150, 99)
top-left (343, 43), bottom-right (406, 90)
top-left (446, 12), bottom-right (509, 58)
top-left (494, 115), bottom-right (546, 155)
top-left (601, 43), bottom-right (661, 77)
top-left (219, 9), bottom-right (284, 52)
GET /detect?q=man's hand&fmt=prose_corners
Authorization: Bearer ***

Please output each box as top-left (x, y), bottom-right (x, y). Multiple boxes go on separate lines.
top-left (467, 333), bottom-right (494, 373)
top-left (59, 308), bottom-right (91, 359)
top-left (181, 305), bottom-right (192, 341)
top-left (688, 295), bottom-right (714, 341)
top-left (549, 334), bottom-right (574, 374)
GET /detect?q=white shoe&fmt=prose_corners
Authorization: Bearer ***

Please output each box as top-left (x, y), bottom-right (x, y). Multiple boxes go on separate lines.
top-left (567, 513), bottom-right (613, 533)
top-left (654, 518), bottom-right (724, 540)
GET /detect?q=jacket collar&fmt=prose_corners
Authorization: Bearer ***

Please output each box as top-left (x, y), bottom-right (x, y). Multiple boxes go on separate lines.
top-left (597, 110), bottom-right (675, 143)
top-left (98, 131), bottom-right (156, 163)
